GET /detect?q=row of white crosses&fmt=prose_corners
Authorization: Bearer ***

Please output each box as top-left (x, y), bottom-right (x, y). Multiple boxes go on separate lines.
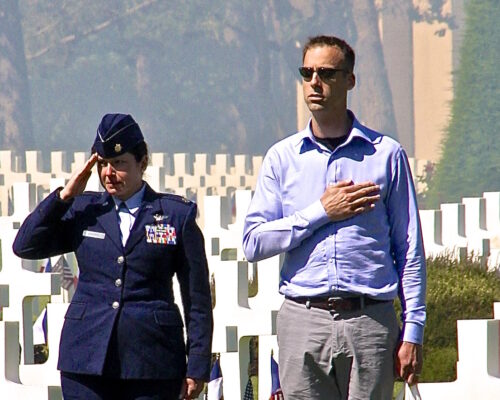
top-left (0, 150), bottom-right (263, 226)
top-left (0, 182), bottom-right (283, 399)
top-left (2, 150), bottom-right (499, 266)
top-left (419, 192), bottom-right (500, 269)
top-left (0, 151), bottom-right (499, 398)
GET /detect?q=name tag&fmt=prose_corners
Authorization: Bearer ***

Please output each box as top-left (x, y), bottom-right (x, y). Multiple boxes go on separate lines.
top-left (83, 230), bottom-right (106, 240)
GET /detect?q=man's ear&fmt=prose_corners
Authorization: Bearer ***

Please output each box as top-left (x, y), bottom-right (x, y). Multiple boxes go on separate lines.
top-left (347, 72), bottom-right (356, 91)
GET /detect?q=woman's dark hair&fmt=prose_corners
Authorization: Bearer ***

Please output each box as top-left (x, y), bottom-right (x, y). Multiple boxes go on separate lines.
top-left (129, 141), bottom-right (149, 163)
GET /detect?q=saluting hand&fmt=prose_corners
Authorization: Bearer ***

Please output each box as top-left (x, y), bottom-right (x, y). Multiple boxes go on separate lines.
top-left (59, 153), bottom-right (99, 201)
top-left (320, 180), bottom-right (380, 221)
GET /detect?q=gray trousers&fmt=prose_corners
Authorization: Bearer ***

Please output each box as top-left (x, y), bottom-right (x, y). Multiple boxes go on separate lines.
top-left (277, 298), bottom-right (400, 400)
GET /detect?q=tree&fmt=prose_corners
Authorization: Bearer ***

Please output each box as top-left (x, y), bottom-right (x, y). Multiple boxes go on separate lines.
top-left (5, 0), bottom-right (460, 157)
top-left (14, 1), bottom-right (414, 155)
top-left (0, 0), bottom-right (34, 153)
top-left (426, 0), bottom-right (500, 206)
top-left (350, 0), bottom-right (398, 139)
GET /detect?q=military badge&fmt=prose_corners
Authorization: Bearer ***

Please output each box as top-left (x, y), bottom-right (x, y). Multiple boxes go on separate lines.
top-left (145, 224), bottom-right (177, 245)
top-left (114, 143), bottom-right (122, 153)
top-left (153, 214), bottom-right (168, 222)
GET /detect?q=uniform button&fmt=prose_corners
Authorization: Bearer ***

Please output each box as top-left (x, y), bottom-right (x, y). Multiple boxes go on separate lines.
top-left (117, 256), bottom-right (124, 264)
top-left (115, 278), bottom-right (122, 287)
top-left (112, 301), bottom-right (119, 309)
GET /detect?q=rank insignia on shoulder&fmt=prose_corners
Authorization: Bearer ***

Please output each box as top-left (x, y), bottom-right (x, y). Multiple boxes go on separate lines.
top-left (145, 224), bottom-right (177, 245)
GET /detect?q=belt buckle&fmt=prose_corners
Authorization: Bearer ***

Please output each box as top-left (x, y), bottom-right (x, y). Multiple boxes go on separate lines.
top-left (327, 296), bottom-right (344, 311)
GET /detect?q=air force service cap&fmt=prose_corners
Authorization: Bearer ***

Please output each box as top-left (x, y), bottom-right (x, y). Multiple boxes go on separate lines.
top-left (92, 113), bottom-right (144, 158)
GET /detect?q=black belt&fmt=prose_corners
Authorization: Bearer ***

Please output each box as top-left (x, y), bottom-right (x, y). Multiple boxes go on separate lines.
top-left (285, 295), bottom-right (392, 312)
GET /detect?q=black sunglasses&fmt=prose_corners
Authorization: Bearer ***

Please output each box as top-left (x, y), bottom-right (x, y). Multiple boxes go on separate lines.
top-left (298, 67), bottom-right (347, 81)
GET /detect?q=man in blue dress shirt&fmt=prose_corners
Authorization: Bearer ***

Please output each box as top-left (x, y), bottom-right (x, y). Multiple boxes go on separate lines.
top-left (243, 36), bottom-right (426, 399)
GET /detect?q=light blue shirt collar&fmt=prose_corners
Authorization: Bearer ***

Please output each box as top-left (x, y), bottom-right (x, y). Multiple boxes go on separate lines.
top-left (294, 111), bottom-right (374, 154)
top-left (113, 183), bottom-right (146, 214)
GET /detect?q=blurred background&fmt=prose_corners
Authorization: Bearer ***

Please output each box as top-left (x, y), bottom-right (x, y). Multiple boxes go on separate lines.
top-left (0, 0), bottom-right (498, 207)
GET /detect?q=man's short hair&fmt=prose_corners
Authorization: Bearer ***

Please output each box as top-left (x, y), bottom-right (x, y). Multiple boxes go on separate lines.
top-left (302, 35), bottom-right (355, 72)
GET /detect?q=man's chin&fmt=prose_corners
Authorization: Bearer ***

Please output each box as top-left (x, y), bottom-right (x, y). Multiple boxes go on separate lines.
top-left (307, 103), bottom-right (325, 112)
top-left (307, 101), bottom-right (325, 111)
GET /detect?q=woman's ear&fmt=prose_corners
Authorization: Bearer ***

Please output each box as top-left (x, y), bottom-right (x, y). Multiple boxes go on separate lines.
top-left (141, 156), bottom-right (149, 172)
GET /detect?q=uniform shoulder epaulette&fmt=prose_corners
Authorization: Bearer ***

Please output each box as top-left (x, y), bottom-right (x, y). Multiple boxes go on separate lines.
top-left (160, 192), bottom-right (194, 206)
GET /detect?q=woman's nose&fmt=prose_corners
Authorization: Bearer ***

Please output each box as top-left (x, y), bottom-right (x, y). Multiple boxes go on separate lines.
top-left (104, 164), bottom-right (114, 175)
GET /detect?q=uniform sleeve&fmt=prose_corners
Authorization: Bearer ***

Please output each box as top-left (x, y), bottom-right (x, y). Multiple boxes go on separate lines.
top-left (176, 203), bottom-right (213, 381)
top-left (13, 189), bottom-right (76, 259)
top-left (387, 148), bottom-right (427, 344)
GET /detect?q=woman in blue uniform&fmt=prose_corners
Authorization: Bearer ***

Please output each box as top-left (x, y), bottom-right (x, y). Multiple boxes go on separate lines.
top-left (13, 114), bottom-right (213, 400)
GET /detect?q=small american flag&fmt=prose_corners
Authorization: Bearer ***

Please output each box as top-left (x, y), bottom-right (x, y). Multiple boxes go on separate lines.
top-left (270, 352), bottom-right (284, 400)
top-left (243, 377), bottom-right (254, 400)
top-left (52, 256), bottom-right (74, 290)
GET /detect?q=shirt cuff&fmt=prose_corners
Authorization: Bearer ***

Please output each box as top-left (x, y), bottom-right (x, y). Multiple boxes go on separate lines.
top-left (300, 200), bottom-right (330, 229)
top-left (401, 322), bottom-right (424, 345)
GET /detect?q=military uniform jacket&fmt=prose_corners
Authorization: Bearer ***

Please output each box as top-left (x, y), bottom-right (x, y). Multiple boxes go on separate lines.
top-left (13, 183), bottom-right (213, 380)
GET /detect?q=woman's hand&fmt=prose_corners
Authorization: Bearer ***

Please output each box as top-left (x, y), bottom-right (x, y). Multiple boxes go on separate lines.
top-left (59, 153), bottom-right (98, 201)
top-left (179, 377), bottom-right (205, 399)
